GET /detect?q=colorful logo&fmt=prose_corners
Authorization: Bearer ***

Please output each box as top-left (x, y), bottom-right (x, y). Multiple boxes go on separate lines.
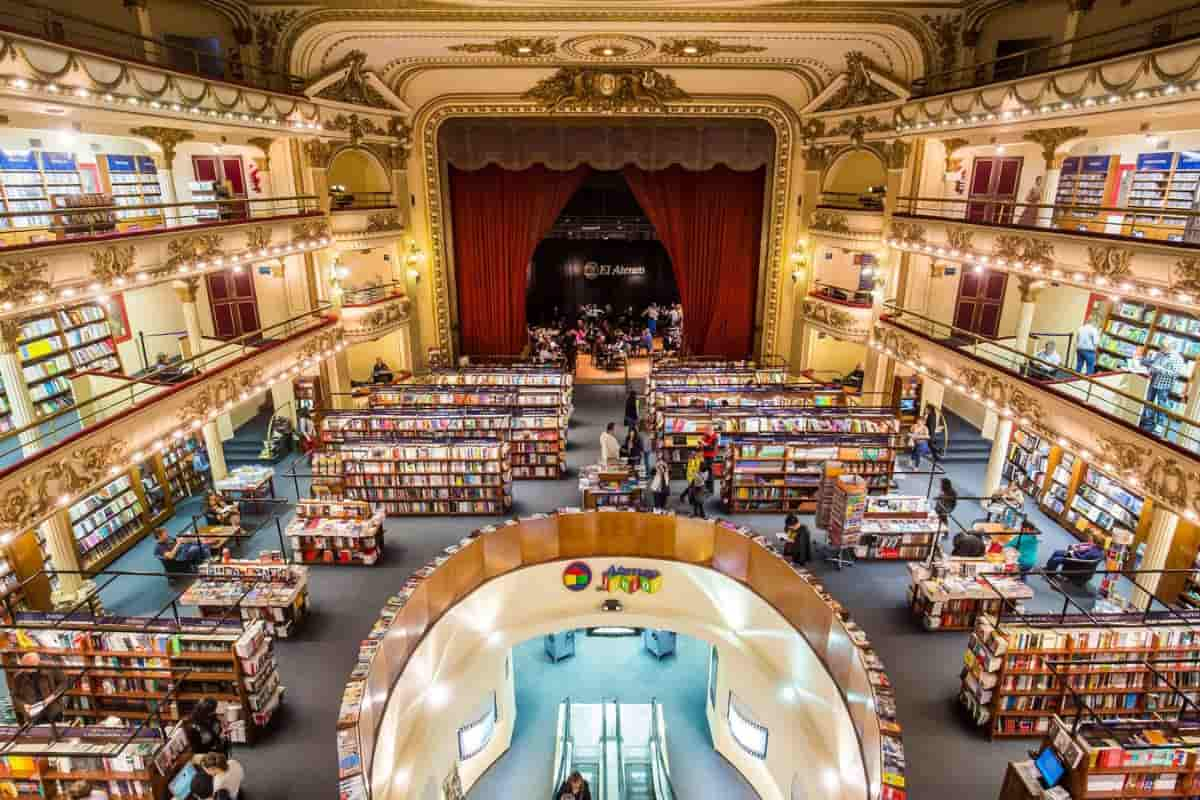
top-left (562, 561), bottom-right (592, 591)
top-left (599, 566), bottom-right (662, 594)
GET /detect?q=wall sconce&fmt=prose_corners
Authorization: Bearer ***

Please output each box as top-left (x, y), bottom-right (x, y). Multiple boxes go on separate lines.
top-left (791, 268), bottom-right (806, 283)
top-left (406, 241), bottom-right (425, 266)
top-left (407, 268), bottom-right (421, 284)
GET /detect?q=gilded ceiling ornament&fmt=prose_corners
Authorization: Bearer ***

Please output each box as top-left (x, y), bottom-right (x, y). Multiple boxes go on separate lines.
top-left (253, 9), bottom-right (300, 72)
top-left (166, 234), bottom-right (224, 270)
top-left (830, 115), bottom-right (887, 145)
top-left (941, 137), bottom-right (969, 171)
top-left (0, 258), bottom-right (50, 307)
top-left (817, 52), bottom-right (898, 112)
top-left (658, 38), bottom-right (767, 58)
top-left (799, 119), bottom-right (826, 147)
top-left (247, 226), bottom-right (272, 252)
top-left (560, 35), bottom-right (655, 61)
top-left (993, 235), bottom-right (1054, 267)
top-left (1022, 126), bottom-right (1088, 165)
top-left (129, 126), bottom-right (193, 163)
top-left (890, 221), bottom-right (926, 245)
top-left (389, 118), bottom-right (414, 161)
top-left (293, 219), bottom-right (331, 240)
top-left (328, 113), bottom-right (385, 144)
top-left (0, 436), bottom-right (128, 531)
top-left (90, 245), bottom-right (135, 284)
top-left (304, 139), bottom-right (333, 170)
top-left (316, 50), bottom-right (387, 107)
top-left (1173, 257), bottom-right (1200, 293)
top-left (365, 212), bottom-right (402, 233)
top-left (448, 37), bottom-right (556, 58)
top-left (921, 13), bottom-right (963, 73)
top-left (523, 67), bottom-right (687, 112)
top-left (945, 226), bottom-right (973, 251)
top-left (1086, 246), bottom-right (1133, 281)
top-left (810, 210), bottom-right (850, 234)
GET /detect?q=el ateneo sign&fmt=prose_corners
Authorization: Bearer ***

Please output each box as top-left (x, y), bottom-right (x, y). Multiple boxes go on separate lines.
top-left (582, 261), bottom-right (647, 280)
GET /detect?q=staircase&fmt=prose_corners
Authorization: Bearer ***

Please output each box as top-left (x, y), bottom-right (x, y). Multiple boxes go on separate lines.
top-left (222, 407), bottom-right (286, 467)
top-left (936, 410), bottom-right (993, 465)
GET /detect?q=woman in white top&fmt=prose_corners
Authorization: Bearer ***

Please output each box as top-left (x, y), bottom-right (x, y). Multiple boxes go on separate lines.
top-left (199, 752), bottom-right (244, 799)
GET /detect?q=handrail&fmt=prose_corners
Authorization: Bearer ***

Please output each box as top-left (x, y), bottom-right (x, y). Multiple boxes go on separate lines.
top-left (911, 3), bottom-right (1200, 98)
top-left (341, 281), bottom-right (407, 307)
top-left (0, 0), bottom-right (305, 94)
top-left (649, 699), bottom-right (676, 800)
top-left (553, 698), bottom-right (575, 797)
top-left (330, 191), bottom-right (395, 212)
top-left (613, 700), bottom-right (624, 800)
top-left (880, 301), bottom-right (1200, 450)
top-left (0, 305), bottom-right (333, 470)
top-left (810, 282), bottom-right (874, 308)
top-left (818, 191), bottom-right (885, 212)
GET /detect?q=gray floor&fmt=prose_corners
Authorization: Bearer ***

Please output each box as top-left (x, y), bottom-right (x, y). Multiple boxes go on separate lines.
top-left (468, 632), bottom-right (756, 800)
top-left (81, 384), bottom-right (1092, 799)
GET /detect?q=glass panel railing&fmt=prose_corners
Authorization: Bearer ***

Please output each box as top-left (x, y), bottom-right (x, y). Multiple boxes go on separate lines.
top-left (0, 0), bottom-right (306, 93)
top-left (809, 281), bottom-right (874, 308)
top-left (894, 196), bottom-right (1200, 246)
top-left (0, 305), bottom-right (334, 472)
top-left (553, 699), bottom-right (575, 797)
top-left (0, 195), bottom-right (321, 250)
top-left (911, 3), bottom-right (1200, 97)
top-left (341, 281), bottom-right (408, 307)
top-left (881, 302), bottom-right (1200, 456)
top-left (649, 700), bottom-right (676, 800)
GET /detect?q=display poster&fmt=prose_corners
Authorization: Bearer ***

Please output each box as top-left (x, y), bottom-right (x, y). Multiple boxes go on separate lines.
top-left (1135, 152), bottom-right (1175, 171)
top-left (1081, 155), bottom-right (1113, 173)
top-left (104, 154), bottom-right (137, 173)
top-left (39, 151), bottom-right (77, 172)
top-left (136, 156), bottom-right (158, 174)
top-left (0, 150), bottom-right (37, 170)
top-left (1059, 156), bottom-right (1080, 175)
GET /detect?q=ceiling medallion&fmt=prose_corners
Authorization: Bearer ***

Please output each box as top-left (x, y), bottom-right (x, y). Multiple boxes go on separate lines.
top-left (659, 38), bottom-right (767, 58)
top-left (560, 34), bottom-right (655, 61)
top-left (447, 37), bottom-right (555, 58)
top-left (523, 67), bottom-right (687, 112)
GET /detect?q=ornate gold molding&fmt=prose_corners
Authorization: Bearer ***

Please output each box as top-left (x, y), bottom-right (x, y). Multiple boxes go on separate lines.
top-left (829, 115), bottom-right (888, 145)
top-left (993, 234), bottom-right (1054, 267)
top-left (816, 52), bottom-right (900, 112)
top-left (523, 68), bottom-right (687, 112)
top-left (247, 137), bottom-right (275, 171)
top-left (176, 366), bottom-right (264, 428)
top-left (166, 235), bottom-right (224, 270)
top-left (315, 50), bottom-right (387, 106)
top-left (365, 212), bottom-right (402, 233)
top-left (89, 245), bottom-right (135, 284)
top-left (810, 210), bottom-right (851, 234)
top-left (0, 437), bottom-right (129, 531)
top-left (1016, 275), bottom-right (1047, 303)
top-left (1175, 257), bottom-right (1200, 293)
top-left (878, 139), bottom-right (910, 170)
top-left (252, 9), bottom-right (299, 71)
top-left (0, 258), bottom-right (51, 307)
top-left (890, 221), bottom-right (927, 245)
top-left (1094, 433), bottom-right (1194, 513)
top-left (956, 366), bottom-right (1044, 423)
top-left (872, 325), bottom-right (921, 362)
top-left (659, 38), bottom-right (767, 58)
top-left (945, 226), bottom-right (973, 251)
top-left (1086, 246), bottom-right (1133, 282)
top-left (247, 226), bottom-right (272, 252)
top-left (0, 320), bottom-right (21, 354)
top-left (129, 126), bottom-right (194, 163)
top-left (344, 298), bottom-right (412, 342)
top-left (305, 139), bottom-right (333, 170)
top-left (172, 276), bottom-right (200, 305)
top-left (328, 113), bottom-right (385, 145)
top-left (801, 299), bottom-right (870, 341)
top-left (448, 37), bottom-right (555, 58)
top-left (293, 219), bottom-right (331, 240)
top-left (921, 13), bottom-right (962, 73)
top-left (941, 137), bottom-right (969, 171)
top-left (1022, 126), bottom-right (1088, 165)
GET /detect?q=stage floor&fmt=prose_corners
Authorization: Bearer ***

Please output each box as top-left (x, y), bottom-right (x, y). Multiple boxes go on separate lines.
top-left (574, 352), bottom-right (650, 384)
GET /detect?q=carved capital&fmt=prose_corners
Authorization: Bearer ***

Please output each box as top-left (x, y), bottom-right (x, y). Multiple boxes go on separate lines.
top-left (0, 320), bottom-right (22, 354)
top-left (1022, 126), bottom-right (1088, 166)
top-left (247, 137), bottom-right (275, 171)
top-left (129, 126), bottom-right (194, 163)
top-left (172, 277), bottom-right (201, 305)
top-left (941, 137), bottom-right (969, 172)
top-left (1016, 275), bottom-right (1048, 303)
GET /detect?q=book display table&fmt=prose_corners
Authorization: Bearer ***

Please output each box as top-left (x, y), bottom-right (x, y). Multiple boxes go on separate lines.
top-left (180, 559), bottom-right (309, 638)
top-left (286, 499), bottom-right (386, 565)
top-left (578, 464), bottom-right (644, 509)
top-left (908, 560), bottom-right (1033, 631)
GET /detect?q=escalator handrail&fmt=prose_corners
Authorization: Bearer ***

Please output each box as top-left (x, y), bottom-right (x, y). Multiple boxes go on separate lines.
top-left (553, 698), bottom-right (575, 797)
top-left (648, 699), bottom-right (677, 800)
top-left (614, 698), bottom-right (624, 800)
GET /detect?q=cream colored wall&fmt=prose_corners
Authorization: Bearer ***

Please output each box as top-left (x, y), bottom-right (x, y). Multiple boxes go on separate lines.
top-left (808, 335), bottom-right (866, 378)
top-left (1075, 0), bottom-right (1197, 38)
top-left (113, 282), bottom-right (187, 372)
top-left (150, 0), bottom-right (239, 46)
top-left (347, 331), bottom-right (406, 382)
top-left (328, 148), bottom-right (390, 194)
top-left (340, 247), bottom-right (400, 288)
top-left (823, 150), bottom-right (886, 195)
top-left (1030, 284), bottom-right (1097, 337)
top-left (170, 142), bottom-right (272, 203)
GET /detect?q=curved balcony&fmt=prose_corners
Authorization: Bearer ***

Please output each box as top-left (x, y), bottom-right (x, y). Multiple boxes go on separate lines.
top-left (340, 284), bottom-right (411, 344)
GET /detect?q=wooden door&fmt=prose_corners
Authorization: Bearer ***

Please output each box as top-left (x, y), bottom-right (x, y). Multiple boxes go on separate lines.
top-left (966, 156), bottom-right (1024, 224)
top-left (953, 270), bottom-right (1009, 338)
top-left (206, 269), bottom-right (260, 339)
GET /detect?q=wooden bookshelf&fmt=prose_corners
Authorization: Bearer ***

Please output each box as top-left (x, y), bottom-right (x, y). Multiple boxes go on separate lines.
top-left (161, 436), bottom-right (206, 501)
top-left (721, 438), bottom-right (895, 514)
top-left (287, 498), bottom-right (385, 566)
top-left (1054, 155), bottom-right (1119, 234)
top-left (1096, 299), bottom-right (1200, 415)
top-left (0, 616), bottom-right (283, 744)
top-left (99, 153), bottom-right (163, 226)
top-left (1124, 151), bottom-right (1200, 242)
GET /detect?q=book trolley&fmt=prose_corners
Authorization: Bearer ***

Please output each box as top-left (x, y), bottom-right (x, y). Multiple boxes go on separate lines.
top-left (0, 611), bottom-right (284, 745)
top-left (179, 558), bottom-right (310, 639)
top-left (286, 498), bottom-right (386, 566)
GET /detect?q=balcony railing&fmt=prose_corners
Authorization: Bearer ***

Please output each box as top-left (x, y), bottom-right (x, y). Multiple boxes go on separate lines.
top-left (912, 2), bottom-right (1200, 98)
top-left (881, 302), bottom-right (1200, 456)
top-left (817, 191), bottom-right (884, 212)
top-left (894, 196), bottom-right (1200, 246)
top-left (330, 192), bottom-right (395, 212)
top-left (341, 281), bottom-right (407, 307)
top-left (0, 0), bottom-right (304, 94)
top-left (810, 282), bottom-right (874, 308)
top-left (0, 306), bottom-right (333, 473)
top-left (0, 195), bottom-right (321, 251)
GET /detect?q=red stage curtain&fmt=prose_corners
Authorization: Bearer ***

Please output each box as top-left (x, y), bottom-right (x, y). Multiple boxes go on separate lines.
top-left (622, 165), bottom-right (765, 358)
top-left (449, 164), bottom-right (590, 355)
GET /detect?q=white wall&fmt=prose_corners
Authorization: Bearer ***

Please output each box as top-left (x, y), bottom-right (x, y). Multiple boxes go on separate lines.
top-left (809, 335), bottom-right (866, 377)
top-left (113, 281), bottom-right (187, 372)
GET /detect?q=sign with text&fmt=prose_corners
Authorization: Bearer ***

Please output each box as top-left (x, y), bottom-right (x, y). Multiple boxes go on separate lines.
top-left (583, 261), bottom-right (646, 280)
top-left (599, 565), bottom-right (662, 594)
top-left (528, 239), bottom-right (678, 323)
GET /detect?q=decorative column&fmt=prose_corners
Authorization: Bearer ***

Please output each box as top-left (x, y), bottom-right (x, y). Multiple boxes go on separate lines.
top-left (397, 321), bottom-right (414, 373)
top-left (1023, 127), bottom-right (1088, 228)
top-left (304, 139), bottom-right (332, 215)
top-left (387, 125), bottom-right (412, 211)
top-left (173, 279), bottom-right (228, 481)
top-left (0, 320), bottom-right (41, 458)
top-left (982, 416), bottom-right (1014, 497)
top-left (129, 127), bottom-right (193, 225)
top-left (862, 140), bottom-right (912, 400)
top-left (1060, 0), bottom-right (1097, 61)
top-left (247, 137), bottom-right (275, 216)
top-left (232, 24), bottom-right (258, 85)
top-left (122, 0), bottom-right (157, 63)
top-left (961, 29), bottom-right (981, 81)
top-left (1013, 276), bottom-right (1044, 357)
top-left (1131, 505), bottom-right (1179, 610)
top-left (42, 509), bottom-right (83, 597)
top-left (790, 143), bottom-right (825, 370)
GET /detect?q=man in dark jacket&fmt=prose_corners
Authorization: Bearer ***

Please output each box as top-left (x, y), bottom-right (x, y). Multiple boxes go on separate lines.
top-left (11, 652), bottom-right (68, 727)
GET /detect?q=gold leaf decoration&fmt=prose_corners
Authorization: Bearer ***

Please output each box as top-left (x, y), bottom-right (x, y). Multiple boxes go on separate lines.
top-left (129, 126), bottom-right (193, 163)
top-left (523, 68), bottom-right (687, 112)
top-left (829, 114), bottom-right (888, 144)
top-left (365, 212), bottom-right (402, 233)
top-left (166, 234), bottom-right (223, 270)
top-left (1022, 126), bottom-right (1088, 165)
top-left (293, 219), bottom-right (331, 240)
top-left (1086, 246), bottom-right (1133, 281)
top-left (328, 113), bottom-right (385, 145)
top-left (89, 245), bottom-right (135, 284)
top-left (304, 139), bottom-right (333, 170)
top-left (890, 221), bottom-right (927, 245)
top-left (945, 226), bottom-right (973, 251)
top-left (315, 50), bottom-right (387, 107)
top-left (247, 227), bottom-right (272, 251)
top-left (0, 436), bottom-right (128, 530)
top-left (659, 38), bottom-right (767, 58)
top-left (448, 37), bottom-right (556, 58)
top-left (0, 258), bottom-right (51, 306)
top-left (816, 52), bottom-right (899, 111)
top-left (1174, 257), bottom-right (1200, 293)
top-left (810, 210), bottom-right (850, 234)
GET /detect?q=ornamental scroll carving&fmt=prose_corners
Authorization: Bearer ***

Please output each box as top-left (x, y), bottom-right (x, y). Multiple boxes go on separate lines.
top-left (956, 367), bottom-right (1044, 424)
top-left (365, 213), bottom-right (402, 233)
top-left (921, 13), bottom-right (962, 73)
top-left (293, 220), bottom-right (331, 240)
top-left (1174, 257), bottom-right (1200, 293)
top-left (1095, 434), bottom-right (1193, 514)
top-left (328, 113), bottom-right (385, 145)
top-left (315, 50), bottom-right (387, 107)
top-left (0, 436), bottom-right (128, 530)
top-left (247, 226), bottom-right (272, 252)
top-left (304, 139), bottom-right (333, 170)
top-left (817, 52), bottom-right (899, 112)
top-left (299, 329), bottom-right (344, 363)
top-left (945, 226), bottom-right (974, 251)
top-left (993, 235), bottom-right (1055, 267)
top-left (829, 115), bottom-right (887, 144)
top-left (0, 258), bottom-right (51, 305)
top-left (176, 366), bottom-right (264, 427)
top-left (448, 37), bottom-right (555, 58)
top-left (890, 221), bottom-right (927, 245)
top-left (872, 326), bottom-right (920, 363)
top-left (801, 300), bottom-right (864, 339)
top-left (1022, 126), bottom-right (1088, 165)
top-left (166, 235), bottom-right (223, 270)
top-left (523, 68), bottom-right (687, 112)
top-left (941, 138), bottom-right (969, 172)
top-left (90, 245), bottom-right (135, 284)
top-left (658, 38), bottom-right (766, 58)
top-left (810, 210), bottom-right (850, 234)
top-left (1086, 246), bottom-right (1133, 281)
top-left (348, 298), bottom-right (411, 340)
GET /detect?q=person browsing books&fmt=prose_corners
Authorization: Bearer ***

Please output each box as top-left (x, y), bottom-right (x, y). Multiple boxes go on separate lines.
top-left (600, 422), bottom-right (621, 465)
top-left (155, 529), bottom-right (211, 565)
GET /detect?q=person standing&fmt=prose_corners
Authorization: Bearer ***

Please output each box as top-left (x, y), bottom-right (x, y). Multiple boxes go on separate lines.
top-left (687, 461), bottom-right (708, 518)
top-left (557, 771), bottom-right (592, 800)
top-left (184, 697), bottom-right (229, 757)
top-left (935, 478), bottom-right (958, 534)
top-left (700, 427), bottom-right (719, 492)
top-left (1075, 317), bottom-right (1100, 375)
top-left (624, 390), bottom-right (639, 431)
top-left (600, 422), bottom-right (622, 465)
top-left (198, 752), bottom-right (244, 799)
top-left (646, 304), bottom-right (659, 337)
top-left (192, 443), bottom-right (211, 488)
top-left (624, 426), bottom-right (646, 473)
top-left (909, 417), bottom-right (932, 470)
top-left (1139, 341), bottom-right (1185, 434)
top-left (650, 455), bottom-right (671, 509)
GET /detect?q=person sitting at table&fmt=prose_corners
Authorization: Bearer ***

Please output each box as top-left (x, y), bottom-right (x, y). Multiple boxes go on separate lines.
top-left (1045, 540), bottom-right (1104, 574)
top-left (842, 363), bottom-right (864, 390)
top-left (951, 531), bottom-right (986, 557)
top-left (154, 529), bottom-right (211, 565)
top-left (204, 492), bottom-right (241, 530)
top-left (998, 481), bottom-right (1025, 509)
top-left (371, 357), bottom-right (393, 384)
top-left (1029, 340), bottom-right (1062, 379)
top-left (1004, 528), bottom-right (1041, 577)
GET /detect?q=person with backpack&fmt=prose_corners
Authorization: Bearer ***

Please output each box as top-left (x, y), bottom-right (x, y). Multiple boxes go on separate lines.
top-left (935, 478), bottom-right (958, 536)
top-left (687, 460), bottom-right (709, 518)
top-left (650, 455), bottom-right (671, 509)
top-left (184, 697), bottom-right (229, 757)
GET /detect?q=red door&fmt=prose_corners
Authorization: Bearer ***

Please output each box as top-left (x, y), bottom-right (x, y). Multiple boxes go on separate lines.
top-left (966, 157), bottom-right (1024, 225)
top-left (192, 155), bottom-right (248, 220)
top-left (954, 270), bottom-right (1009, 338)
top-left (206, 269), bottom-right (260, 339)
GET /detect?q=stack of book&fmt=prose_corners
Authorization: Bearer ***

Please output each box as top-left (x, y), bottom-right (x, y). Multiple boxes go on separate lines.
top-left (287, 499), bottom-right (386, 565)
top-left (180, 560), bottom-right (309, 638)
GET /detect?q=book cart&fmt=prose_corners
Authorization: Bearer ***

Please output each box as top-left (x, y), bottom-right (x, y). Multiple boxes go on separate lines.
top-left (960, 578), bottom-right (1200, 740)
top-left (285, 498), bottom-right (386, 566)
top-left (0, 721), bottom-right (193, 800)
top-left (0, 604), bottom-right (284, 745)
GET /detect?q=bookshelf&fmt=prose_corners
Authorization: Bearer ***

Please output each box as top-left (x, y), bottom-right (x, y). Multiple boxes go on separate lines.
top-left (180, 559), bottom-right (309, 639)
top-left (1125, 151), bottom-right (1200, 242)
top-left (892, 375), bottom-right (923, 425)
top-left (1054, 155), bottom-right (1119, 234)
top-left (830, 475), bottom-right (867, 552)
top-left (0, 616), bottom-right (283, 744)
top-left (1066, 465), bottom-right (1146, 547)
top-left (161, 436), bottom-right (205, 502)
top-left (0, 723), bottom-right (191, 800)
top-left (1040, 449), bottom-right (1079, 520)
top-left (331, 439), bottom-right (513, 515)
top-left (649, 385), bottom-right (843, 413)
top-left (907, 559), bottom-right (1030, 631)
top-left (722, 438), bottom-right (895, 514)
top-left (1003, 428), bottom-right (1050, 498)
top-left (959, 613), bottom-right (1200, 738)
top-left (578, 464), bottom-right (643, 509)
top-left (1096, 299), bottom-right (1199, 417)
top-left (0, 150), bottom-right (85, 233)
top-left (287, 498), bottom-right (386, 566)
top-left (294, 376), bottom-right (323, 416)
top-left (101, 154), bottom-right (163, 225)
top-left (856, 495), bottom-right (939, 561)
top-left (1045, 716), bottom-right (1200, 800)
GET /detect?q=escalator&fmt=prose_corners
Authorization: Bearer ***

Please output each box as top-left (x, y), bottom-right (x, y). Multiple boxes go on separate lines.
top-left (552, 699), bottom-right (676, 800)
